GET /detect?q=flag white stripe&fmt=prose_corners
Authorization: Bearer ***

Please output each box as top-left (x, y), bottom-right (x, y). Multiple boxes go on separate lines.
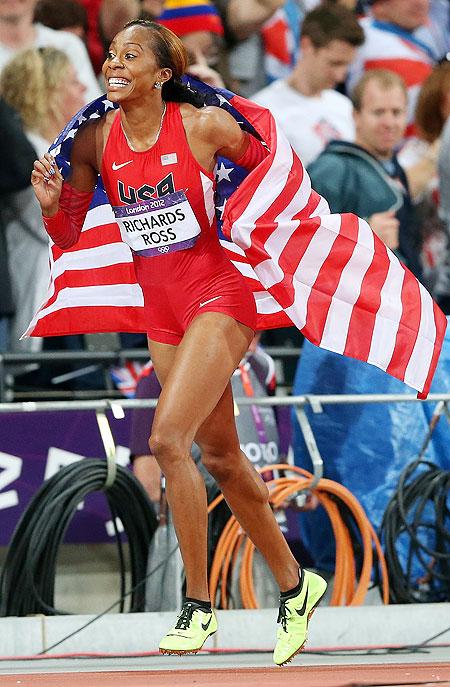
top-left (285, 282), bottom-right (311, 330)
top-left (264, 162), bottom-right (313, 262)
top-left (230, 121), bottom-right (293, 250)
top-left (200, 171), bottom-right (216, 225)
top-left (320, 218), bottom-right (375, 353)
top-left (52, 243), bottom-right (133, 280)
top-left (36, 284), bottom-right (144, 320)
top-left (219, 239), bottom-right (246, 256)
top-left (229, 259), bottom-right (260, 280)
top-left (282, 217), bottom-right (340, 330)
top-left (83, 202), bottom-right (117, 231)
top-left (404, 283), bottom-right (436, 391)
top-left (368, 251), bottom-right (404, 370)
top-left (254, 291), bottom-right (284, 314)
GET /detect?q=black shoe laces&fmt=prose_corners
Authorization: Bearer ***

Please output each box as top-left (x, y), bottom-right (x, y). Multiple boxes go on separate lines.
top-left (175, 603), bottom-right (196, 630)
top-left (277, 598), bottom-right (291, 633)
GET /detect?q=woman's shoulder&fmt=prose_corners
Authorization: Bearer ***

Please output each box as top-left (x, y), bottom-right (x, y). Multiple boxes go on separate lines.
top-left (179, 102), bottom-right (237, 138)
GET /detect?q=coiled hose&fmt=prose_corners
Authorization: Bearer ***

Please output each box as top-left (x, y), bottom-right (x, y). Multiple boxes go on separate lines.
top-left (379, 457), bottom-right (450, 603)
top-left (0, 460), bottom-right (158, 617)
top-left (208, 463), bottom-right (390, 608)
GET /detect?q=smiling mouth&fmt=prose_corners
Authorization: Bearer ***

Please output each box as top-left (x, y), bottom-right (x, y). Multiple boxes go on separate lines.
top-left (108, 78), bottom-right (130, 88)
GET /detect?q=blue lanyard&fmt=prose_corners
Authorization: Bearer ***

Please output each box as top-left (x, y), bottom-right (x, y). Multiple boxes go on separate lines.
top-left (371, 19), bottom-right (435, 62)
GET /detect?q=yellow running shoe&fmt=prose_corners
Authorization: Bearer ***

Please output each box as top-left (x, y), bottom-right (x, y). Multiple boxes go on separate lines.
top-left (159, 601), bottom-right (218, 655)
top-left (273, 569), bottom-right (327, 666)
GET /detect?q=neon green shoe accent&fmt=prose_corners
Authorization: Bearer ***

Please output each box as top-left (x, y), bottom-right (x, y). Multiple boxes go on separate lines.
top-left (273, 569), bottom-right (327, 666)
top-left (159, 602), bottom-right (218, 655)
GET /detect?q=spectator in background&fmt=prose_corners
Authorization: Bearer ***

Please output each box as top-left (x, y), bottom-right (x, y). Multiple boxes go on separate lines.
top-left (415, 61), bottom-right (450, 313)
top-left (308, 69), bottom-right (423, 279)
top-left (0, 47), bottom-right (86, 352)
top-left (34, 0), bottom-right (88, 41)
top-left (140, 0), bottom-right (165, 20)
top-left (0, 98), bottom-right (36, 352)
top-left (214, 0), bottom-right (285, 96)
top-left (347, 0), bottom-right (437, 140)
top-left (351, 1), bottom-right (445, 209)
top-left (79, 0), bottom-right (144, 75)
top-left (253, 3), bottom-right (364, 167)
top-left (157, 0), bottom-right (226, 87)
top-left (415, 0), bottom-right (450, 68)
top-left (0, 0), bottom-right (100, 102)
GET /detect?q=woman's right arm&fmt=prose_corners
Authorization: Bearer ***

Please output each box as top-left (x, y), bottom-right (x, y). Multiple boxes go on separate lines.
top-left (31, 121), bottom-right (100, 249)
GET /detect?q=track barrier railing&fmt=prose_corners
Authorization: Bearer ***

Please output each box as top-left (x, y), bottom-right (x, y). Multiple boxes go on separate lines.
top-left (1, 393), bottom-right (449, 610)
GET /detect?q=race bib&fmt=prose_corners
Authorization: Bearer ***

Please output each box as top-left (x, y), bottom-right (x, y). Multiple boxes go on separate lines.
top-left (113, 190), bottom-right (201, 256)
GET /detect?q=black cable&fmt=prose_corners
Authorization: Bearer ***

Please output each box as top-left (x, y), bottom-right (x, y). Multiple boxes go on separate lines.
top-left (379, 457), bottom-right (450, 604)
top-left (0, 460), bottom-right (158, 617)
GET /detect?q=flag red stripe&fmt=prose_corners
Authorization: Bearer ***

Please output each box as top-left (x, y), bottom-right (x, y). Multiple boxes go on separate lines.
top-left (252, 156), bottom-right (306, 242)
top-left (419, 302), bottom-right (448, 397)
top-left (344, 241), bottom-right (390, 361)
top-left (268, 217), bottom-right (322, 310)
top-left (305, 213), bottom-right (359, 344)
top-left (386, 269), bottom-right (421, 381)
top-left (41, 263), bottom-right (138, 312)
top-left (51, 222), bottom-right (120, 259)
top-left (31, 305), bottom-right (146, 337)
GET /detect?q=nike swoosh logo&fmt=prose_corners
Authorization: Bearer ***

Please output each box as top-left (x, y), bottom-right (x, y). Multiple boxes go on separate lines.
top-left (199, 295), bottom-right (222, 308)
top-left (295, 585), bottom-right (309, 616)
top-left (112, 160), bottom-right (133, 170)
top-left (201, 615), bottom-right (212, 631)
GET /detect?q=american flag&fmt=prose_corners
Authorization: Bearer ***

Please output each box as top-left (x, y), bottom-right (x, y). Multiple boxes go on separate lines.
top-left (24, 80), bottom-right (447, 398)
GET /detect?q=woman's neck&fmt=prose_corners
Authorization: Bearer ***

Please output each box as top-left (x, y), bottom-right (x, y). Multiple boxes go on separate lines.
top-left (120, 99), bottom-right (167, 152)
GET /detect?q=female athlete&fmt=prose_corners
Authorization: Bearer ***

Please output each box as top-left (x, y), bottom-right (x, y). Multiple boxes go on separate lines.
top-left (31, 19), bottom-right (327, 666)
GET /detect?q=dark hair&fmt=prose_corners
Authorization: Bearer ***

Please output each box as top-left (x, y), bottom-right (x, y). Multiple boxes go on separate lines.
top-left (415, 62), bottom-right (450, 142)
top-left (351, 69), bottom-right (407, 111)
top-left (122, 19), bottom-right (205, 107)
top-left (301, 3), bottom-right (364, 48)
top-left (34, 0), bottom-right (88, 35)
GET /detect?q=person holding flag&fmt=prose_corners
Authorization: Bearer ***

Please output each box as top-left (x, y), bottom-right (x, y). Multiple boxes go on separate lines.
top-left (30, 19), bottom-right (445, 665)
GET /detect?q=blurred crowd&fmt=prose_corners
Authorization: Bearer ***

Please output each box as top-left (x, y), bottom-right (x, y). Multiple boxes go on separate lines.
top-left (1, 0), bottom-right (450, 381)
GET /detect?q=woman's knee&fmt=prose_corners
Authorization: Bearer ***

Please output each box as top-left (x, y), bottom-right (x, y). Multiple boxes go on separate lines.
top-left (149, 429), bottom-right (189, 468)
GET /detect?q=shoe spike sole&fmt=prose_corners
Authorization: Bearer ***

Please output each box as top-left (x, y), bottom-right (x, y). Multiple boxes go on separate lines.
top-left (159, 648), bottom-right (201, 656)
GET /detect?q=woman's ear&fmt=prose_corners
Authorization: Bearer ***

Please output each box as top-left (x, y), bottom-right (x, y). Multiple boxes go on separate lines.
top-left (159, 67), bottom-right (173, 84)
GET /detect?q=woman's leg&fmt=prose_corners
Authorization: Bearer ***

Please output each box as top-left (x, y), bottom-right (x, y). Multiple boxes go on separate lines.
top-left (148, 312), bottom-right (253, 602)
top-left (195, 383), bottom-right (300, 592)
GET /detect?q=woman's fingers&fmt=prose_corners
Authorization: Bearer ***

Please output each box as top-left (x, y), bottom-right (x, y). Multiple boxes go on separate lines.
top-left (32, 154), bottom-right (63, 183)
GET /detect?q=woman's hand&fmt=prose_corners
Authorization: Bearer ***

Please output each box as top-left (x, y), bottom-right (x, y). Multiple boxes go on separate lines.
top-left (31, 152), bottom-right (64, 216)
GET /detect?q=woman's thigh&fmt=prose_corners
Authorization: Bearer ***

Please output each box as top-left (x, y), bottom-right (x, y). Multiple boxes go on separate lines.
top-left (148, 312), bottom-right (253, 442)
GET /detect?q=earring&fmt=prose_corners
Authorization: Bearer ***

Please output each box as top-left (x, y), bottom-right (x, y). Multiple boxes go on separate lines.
top-left (154, 81), bottom-right (162, 89)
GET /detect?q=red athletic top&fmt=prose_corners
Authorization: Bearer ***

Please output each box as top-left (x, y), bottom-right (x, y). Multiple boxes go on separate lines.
top-left (100, 100), bottom-right (256, 341)
top-left (101, 101), bottom-right (225, 277)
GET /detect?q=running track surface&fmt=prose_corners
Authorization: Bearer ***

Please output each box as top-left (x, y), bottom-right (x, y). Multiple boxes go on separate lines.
top-left (3, 663), bottom-right (450, 686)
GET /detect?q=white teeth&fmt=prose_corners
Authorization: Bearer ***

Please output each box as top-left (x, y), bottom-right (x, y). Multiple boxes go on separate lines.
top-left (109, 78), bottom-right (129, 86)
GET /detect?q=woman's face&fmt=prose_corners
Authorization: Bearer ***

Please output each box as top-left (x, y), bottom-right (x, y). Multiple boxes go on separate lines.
top-left (59, 64), bottom-right (87, 121)
top-left (102, 25), bottom-right (169, 103)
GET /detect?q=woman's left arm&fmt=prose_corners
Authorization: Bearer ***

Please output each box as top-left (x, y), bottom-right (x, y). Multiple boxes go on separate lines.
top-left (201, 106), bottom-right (269, 171)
